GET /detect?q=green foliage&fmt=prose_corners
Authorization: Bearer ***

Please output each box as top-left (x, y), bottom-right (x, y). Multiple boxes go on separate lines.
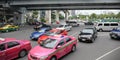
top-left (116, 12), bottom-right (120, 18)
top-left (41, 18), bottom-right (46, 23)
top-left (51, 12), bottom-right (56, 19)
top-left (59, 14), bottom-right (64, 19)
top-left (32, 11), bottom-right (38, 18)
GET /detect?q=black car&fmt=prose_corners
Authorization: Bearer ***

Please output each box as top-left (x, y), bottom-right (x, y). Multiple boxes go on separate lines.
top-left (34, 23), bottom-right (51, 31)
top-left (84, 22), bottom-right (94, 25)
top-left (78, 27), bottom-right (97, 43)
top-left (110, 27), bottom-right (120, 39)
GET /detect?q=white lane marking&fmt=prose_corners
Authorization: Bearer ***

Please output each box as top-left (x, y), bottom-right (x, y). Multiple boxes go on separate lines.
top-left (70, 32), bottom-right (78, 36)
top-left (96, 46), bottom-right (120, 60)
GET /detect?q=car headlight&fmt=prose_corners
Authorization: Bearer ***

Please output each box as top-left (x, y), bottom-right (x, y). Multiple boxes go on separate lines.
top-left (39, 56), bottom-right (48, 60)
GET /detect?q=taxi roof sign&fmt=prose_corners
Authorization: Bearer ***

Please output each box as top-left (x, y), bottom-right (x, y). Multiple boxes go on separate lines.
top-left (0, 38), bottom-right (5, 41)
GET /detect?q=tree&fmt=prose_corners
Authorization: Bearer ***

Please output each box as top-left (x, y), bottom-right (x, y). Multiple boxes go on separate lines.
top-left (116, 12), bottom-right (120, 19)
top-left (51, 11), bottom-right (56, 20)
top-left (32, 11), bottom-right (38, 19)
top-left (59, 14), bottom-right (64, 19)
top-left (89, 13), bottom-right (97, 19)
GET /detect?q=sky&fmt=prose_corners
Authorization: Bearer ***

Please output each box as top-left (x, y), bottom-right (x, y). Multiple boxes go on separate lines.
top-left (75, 10), bottom-right (120, 15)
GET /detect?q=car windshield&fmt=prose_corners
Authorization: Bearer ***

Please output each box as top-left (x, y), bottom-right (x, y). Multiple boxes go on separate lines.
top-left (40, 38), bottom-right (58, 49)
top-left (45, 31), bottom-right (57, 36)
top-left (81, 29), bottom-right (93, 35)
top-left (38, 29), bottom-right (45, 32)
top-left (59, 25), bottom-right (64, 27)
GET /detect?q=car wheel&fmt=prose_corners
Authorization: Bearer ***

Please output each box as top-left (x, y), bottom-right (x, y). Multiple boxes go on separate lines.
top-left (71, 45), bottom-right (76, 52)
top-left (16, 28), bottom-right (19, 31)
top-left (91, 38), bottom-right (95, 43)
top-left (99, 29), bottom-right (103, 32)
top-left (19, 50), bottom-right (27, 58)
top-left (6, 30), bottom-right (9, 32)
top-left (50, 56), bottom-right (57, 60)
top-left (110, 36), bottom-right (114, 39)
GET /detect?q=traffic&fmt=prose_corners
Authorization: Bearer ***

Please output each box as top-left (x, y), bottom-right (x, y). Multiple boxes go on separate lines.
top-left (0, 21), bottom-right (120, 60)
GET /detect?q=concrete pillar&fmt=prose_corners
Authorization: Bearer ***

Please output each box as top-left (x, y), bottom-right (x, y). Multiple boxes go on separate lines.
top-left (37, 11), bottom-right (41, 22)
top-left (65, 12), bottom-right (69, 20)
top-left (45, 10), bottom-right (51, 24)
top-left (55, 10), bottom-right (59, 22)
top-left (20, 7), bottom-right (27, 24)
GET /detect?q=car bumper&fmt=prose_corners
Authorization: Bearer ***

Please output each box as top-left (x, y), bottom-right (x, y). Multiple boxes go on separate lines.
top-left (30, 36), bottom-right (39, 40)
top-left (28, 54), bottom-right (49, 60)
top-left (78, 37), bottom-right (92, 42)
top-left (110, 33), bottom-right (120, 39)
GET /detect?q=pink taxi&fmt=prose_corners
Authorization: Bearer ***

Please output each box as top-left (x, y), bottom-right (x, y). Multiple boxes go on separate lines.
top-left (0, 38), bottom-right (32, 60)
top-left (28, 35), bottom-right (77, 60)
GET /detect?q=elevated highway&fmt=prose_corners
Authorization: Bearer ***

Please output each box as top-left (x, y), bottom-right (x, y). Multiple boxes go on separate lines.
top-left (0, 0), bottom-right (120, 10)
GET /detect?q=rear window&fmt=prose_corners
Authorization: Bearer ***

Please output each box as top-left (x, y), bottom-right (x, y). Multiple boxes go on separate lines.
top-left (98, 24), bottom-right (102, 26)
top-left (110, 23), bottom-right (118, 26)
top-left (104, 23), bottom-right (109, 26)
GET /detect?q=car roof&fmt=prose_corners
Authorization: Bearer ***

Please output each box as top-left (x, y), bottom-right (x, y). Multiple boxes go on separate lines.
top-left (98, 22), bottom-right (118, 24)
top-left (49, 35), bottom-right (67, 41)
top-left (50, 29), bottom-right (60, 32)
top-left (0, 38), bottom-right (17, 44)
top-left (40, 27), bottom-right (48, 30)
top-left (85, 27), bottom-right (95, 29)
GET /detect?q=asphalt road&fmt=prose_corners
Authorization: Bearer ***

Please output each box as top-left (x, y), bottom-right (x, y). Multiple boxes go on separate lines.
top-left (1, 25), bottom-right (120, 60)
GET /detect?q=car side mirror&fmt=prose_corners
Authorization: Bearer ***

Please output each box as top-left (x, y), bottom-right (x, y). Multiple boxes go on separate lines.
top-left (56, 45), bottom-right (62, 49)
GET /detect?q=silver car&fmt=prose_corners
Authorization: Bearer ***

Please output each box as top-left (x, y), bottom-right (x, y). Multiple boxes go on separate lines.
top-left (56, 24), bottom-right (72, 31)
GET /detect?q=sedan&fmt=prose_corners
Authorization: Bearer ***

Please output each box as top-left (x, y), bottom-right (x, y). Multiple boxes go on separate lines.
top-left (78, 28), bottom-right (97, 43)
top-left (37, 28), bottom-right (68, 44)
top-left (0, 38), bottom-right (31, 60)
top-left (110, 27), bottom-right (120, 39)
top-left (56, 24), bottom-right (72, 31)
top-left (34, 23), bottom-right (51, 31)
top-left (30, 27), bottom-right (51, 40)
top-left (28, 35), bottom-right (77, 60)
top-left (0, 24), bottom-right (19, 33)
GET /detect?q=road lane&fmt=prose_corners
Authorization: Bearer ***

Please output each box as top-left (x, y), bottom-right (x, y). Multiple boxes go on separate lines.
top-left (1, 25), bottom-right (120, 60)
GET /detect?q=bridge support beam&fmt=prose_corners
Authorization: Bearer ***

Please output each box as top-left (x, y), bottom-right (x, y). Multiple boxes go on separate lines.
top-left (55, 10), bottom-right (59, 23)
top-left (20, 7), bottom-right (27, 25)
top-left (45, 10), bottom-right (51, 24)
top-left (65, 11), bottom-right (69, 20)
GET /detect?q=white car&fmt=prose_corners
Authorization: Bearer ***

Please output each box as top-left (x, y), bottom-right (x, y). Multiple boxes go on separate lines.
top-left (56, 24), bottom-right (72, 31)
top-left (95, 22), bottom-right (119, 31)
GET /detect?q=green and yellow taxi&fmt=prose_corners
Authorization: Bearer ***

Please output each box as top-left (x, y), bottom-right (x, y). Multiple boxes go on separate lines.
top-left (0, 24), bottom-right (19, 32)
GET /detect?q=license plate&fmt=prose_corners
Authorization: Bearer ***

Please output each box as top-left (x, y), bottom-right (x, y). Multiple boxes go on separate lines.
top-left (82, 39), bottom-right (86, 41)
top-left (112, 35), bottom-right (115, 37)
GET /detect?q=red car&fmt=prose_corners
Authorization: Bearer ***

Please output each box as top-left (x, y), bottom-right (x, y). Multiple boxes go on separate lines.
top-left (0, 38), bottom-right (32, 60)
top-left (38, 28), bottom-right (68, 44)
top-left (28, 35), bottom-right (77, 60)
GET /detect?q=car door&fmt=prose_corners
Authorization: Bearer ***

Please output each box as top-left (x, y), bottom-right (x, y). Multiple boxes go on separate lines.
top-left (56, 39), bottom-right (66, 58)
top-left (103, 23), bottom-right (110, 31)
top-left (64, 37), bottom-right (72, 53)
top-left (65, 25), bottom-right (69, 31)
top-left (0, 43), bottom-right (6, 60)
top-left (6, 41), bottom-right (20, 59)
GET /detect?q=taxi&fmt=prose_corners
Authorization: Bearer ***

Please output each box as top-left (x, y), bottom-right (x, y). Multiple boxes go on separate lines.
top-left (30, 27), bottom-right (51, 40)
top-left (28, 35), bottom-right (77, 60)
top-left (0, 24), bottom-right (19, 32)
top-left (38, 28), bottom-right (68, 44)
top-left (0, 37), bottom-right (31, 60)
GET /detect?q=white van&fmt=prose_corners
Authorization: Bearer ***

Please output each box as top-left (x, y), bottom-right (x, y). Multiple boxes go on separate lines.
top-left (95, 22), bottom-right (119, 31)
top-left (66, 20), bottom-right (79, 27)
